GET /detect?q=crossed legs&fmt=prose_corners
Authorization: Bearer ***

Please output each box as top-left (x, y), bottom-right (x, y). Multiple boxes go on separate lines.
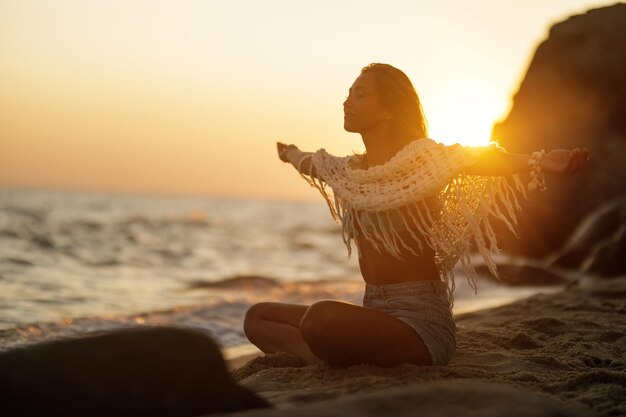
top-left (243, 300), bottom-right (432, 367)
top-left (243, 302), bottom-right (319, 364)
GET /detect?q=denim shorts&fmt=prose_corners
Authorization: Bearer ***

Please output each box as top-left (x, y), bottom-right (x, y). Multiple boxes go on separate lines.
top-left (363, 280), bottom-right (456, 365)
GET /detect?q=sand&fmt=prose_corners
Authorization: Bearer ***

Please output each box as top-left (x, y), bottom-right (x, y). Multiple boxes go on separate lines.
top-left (224, 276), bottom-right (626, 417)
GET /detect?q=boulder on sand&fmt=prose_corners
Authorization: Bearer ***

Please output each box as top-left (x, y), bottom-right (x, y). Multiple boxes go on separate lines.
top-left (492, 4), bottom-right (626, 257)
top-left (0, 326), bottom-right (270, 417)
top-left (550, 197), bottom-right (626, 276)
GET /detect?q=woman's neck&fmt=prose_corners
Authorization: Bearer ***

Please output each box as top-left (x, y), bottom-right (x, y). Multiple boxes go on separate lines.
top-left (361, 127), bottom-right (408, 168)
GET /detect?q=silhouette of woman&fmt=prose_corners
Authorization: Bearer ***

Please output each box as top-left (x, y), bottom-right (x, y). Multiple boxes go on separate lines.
top-left (244, 63), bottom-right (588, 367)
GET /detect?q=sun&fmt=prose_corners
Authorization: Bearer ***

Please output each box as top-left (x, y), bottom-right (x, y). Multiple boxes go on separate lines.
top-left (426, 90), bottom-right (506, 148)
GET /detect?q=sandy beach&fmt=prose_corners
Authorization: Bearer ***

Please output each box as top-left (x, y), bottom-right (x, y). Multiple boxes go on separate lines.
top-left (225, 275), bottom-right (626, 417)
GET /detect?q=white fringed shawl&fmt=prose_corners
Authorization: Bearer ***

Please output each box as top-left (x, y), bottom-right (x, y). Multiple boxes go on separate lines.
top-left (298, 138), bottom-right (525, 302)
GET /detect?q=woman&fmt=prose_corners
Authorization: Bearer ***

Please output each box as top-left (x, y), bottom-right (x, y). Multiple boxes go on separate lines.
top-left (244, 63), bottom-right (588, 367)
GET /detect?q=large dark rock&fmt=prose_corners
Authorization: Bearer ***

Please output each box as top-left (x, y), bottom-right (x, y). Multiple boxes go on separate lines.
top-left (550, 197), bottom-right (626, 276)
top-left (0, 326), bottom-right (269, 417)
top-left (492, 3), bottom-right (626, 257)
top-left (585, 225), bottom-right (626, 276)
top-left (475, 263), bottom-right (568, 286)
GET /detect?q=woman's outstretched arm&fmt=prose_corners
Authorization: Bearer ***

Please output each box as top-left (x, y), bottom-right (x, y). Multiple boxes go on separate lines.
top-left (465, 145), bottom-right (589, 176)
top-left (277, 142), bottom-right (320, 178)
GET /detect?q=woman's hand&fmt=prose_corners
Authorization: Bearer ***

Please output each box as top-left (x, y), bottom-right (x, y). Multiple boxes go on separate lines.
top-left (276, 142), bottom-right (318, 178)
top-left (277, 142), bottom-right (298, 163)
top-left (541, 148), bottom-right (589, 175)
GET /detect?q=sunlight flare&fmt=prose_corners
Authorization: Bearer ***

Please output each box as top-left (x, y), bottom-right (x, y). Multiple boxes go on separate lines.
top-left (427, 89), bottom-right (505, 148)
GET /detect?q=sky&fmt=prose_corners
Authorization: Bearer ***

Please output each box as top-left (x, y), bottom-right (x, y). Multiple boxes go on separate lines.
top-left (0, 0), bottom-right (611, 201)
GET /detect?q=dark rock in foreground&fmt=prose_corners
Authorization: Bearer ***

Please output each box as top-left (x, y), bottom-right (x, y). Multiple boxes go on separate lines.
top-left (0, 326), bottom-right (269, 417)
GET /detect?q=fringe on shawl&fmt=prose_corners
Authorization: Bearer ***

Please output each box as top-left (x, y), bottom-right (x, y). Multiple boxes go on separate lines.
top-left (296, 139), bottom-right (526, 305)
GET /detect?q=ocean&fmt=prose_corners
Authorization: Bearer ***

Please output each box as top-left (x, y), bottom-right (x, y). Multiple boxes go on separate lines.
top-left (0, 188), bottom-right (555, 354)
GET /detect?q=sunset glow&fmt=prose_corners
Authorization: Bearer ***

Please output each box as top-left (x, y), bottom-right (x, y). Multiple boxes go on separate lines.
top-left (426, 78), bottom-right (506, 147)
top-left (0, 0), bottom-right (609, 200)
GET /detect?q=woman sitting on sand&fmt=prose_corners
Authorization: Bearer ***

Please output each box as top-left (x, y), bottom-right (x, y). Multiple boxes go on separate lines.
top-left (244, 63), bottom-right (588, 367)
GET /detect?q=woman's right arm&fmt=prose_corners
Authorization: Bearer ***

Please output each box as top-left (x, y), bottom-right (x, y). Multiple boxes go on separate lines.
top-left (277, 142), bottom-right (319, 178)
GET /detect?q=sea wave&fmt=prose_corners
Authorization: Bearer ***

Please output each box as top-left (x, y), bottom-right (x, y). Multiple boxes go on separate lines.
top-left (0, 188), bottom-right (361, 331)
top-left (0, 276), bottom-right (365, 351)
top-left (0, 188), bottom-right (565, 350)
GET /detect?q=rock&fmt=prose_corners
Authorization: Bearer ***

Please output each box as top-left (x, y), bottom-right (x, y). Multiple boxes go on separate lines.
top-left (187, 275), bottom-right (282, 290)
top-left (550, 197), bottom-right (626, 272)
top-left (491, 4), bottom-right (626, 257)
top-left (0, 326), bottom-right (270, 417)
top-left (550, 248), bottom-right (588, 270)
top-left (584, 225), bottom-right (626, 277)
top-left (476, 263), bottom-right (567, 286)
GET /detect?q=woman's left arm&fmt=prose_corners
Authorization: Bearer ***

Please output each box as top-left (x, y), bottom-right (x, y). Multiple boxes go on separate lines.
top-left (465, 146), bottom-right (589, 176)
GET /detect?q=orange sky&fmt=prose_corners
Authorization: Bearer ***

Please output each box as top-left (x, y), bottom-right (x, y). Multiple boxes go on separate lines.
top-left (0, 0), bottom-right (610, 200)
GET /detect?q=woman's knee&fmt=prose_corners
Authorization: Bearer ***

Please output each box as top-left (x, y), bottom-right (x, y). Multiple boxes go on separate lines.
top-left (299, 301), bottom-right (341, 345)
top-left (300, 301), bottom-right (354, 365)
top-left (243, 302), bottom-right (272, 338)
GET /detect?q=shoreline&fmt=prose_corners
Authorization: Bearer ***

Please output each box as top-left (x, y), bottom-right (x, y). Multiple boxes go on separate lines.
top-left (0, 277), bottom-right (562, 349)
top-left (228, 275), bottom-right (626, 417)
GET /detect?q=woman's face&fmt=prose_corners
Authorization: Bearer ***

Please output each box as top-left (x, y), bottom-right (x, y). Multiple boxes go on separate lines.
top-left (343, 72), bottom-right (390, 134)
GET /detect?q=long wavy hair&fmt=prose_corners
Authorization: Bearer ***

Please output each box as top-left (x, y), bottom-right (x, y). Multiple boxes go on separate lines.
top-left (361, 63), bottom-right (429, 146)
